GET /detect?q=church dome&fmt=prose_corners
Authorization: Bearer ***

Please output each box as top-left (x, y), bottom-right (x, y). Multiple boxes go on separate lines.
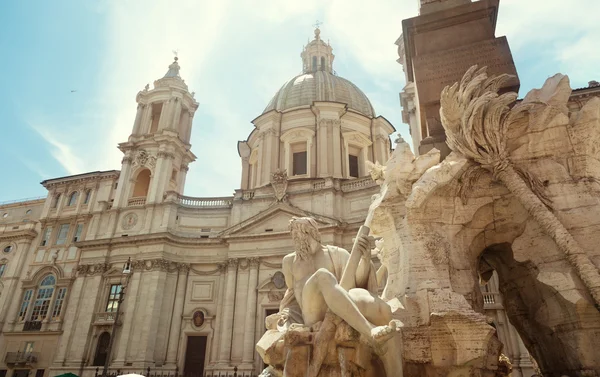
top-left (262, 27), bottom-right (375, 118)
top-left (263, 71), bottom-right (375, 117)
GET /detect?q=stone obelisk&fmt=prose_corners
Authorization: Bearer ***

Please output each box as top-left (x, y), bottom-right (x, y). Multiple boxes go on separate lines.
top-left (401, 0), bottom-right (520, 157)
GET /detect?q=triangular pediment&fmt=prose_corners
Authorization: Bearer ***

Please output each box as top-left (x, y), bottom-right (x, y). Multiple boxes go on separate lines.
top-left (219, 202), bottom-right (339, 238)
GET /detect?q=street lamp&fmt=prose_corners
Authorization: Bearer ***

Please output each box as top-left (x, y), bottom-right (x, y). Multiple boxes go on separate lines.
top-left (102, 258), bottom-right (132, 377)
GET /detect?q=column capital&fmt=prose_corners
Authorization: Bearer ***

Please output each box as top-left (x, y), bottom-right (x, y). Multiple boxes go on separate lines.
top-left (227, 258), bottom-right (239, 268)
top-left (248, 257), bottom-right (260, 268)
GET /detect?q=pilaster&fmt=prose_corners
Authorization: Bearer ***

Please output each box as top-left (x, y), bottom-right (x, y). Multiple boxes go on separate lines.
top-left (165, 264), bottom-right (190, 365)
top-left (217, 258), bottom-right (238, 364)
top-left (241, 258), bottom-right (260, 365)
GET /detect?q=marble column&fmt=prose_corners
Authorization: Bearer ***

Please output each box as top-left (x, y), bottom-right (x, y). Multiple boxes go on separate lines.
top-left (217, 258), bottom-right (238, 363)
top-left (241, 258), bottom-right (260, 364)
top-left (169, 98), bottom-right (182, 131)
top-left (166, 264), bottom-right (189, 365)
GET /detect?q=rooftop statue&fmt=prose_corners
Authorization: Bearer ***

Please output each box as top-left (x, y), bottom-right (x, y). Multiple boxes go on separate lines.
top-left (257, 217), bottom-right (403, 377)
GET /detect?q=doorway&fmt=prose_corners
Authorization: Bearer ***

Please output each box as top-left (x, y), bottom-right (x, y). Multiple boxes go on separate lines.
top-left (184, 336), bottom-right (207, 377)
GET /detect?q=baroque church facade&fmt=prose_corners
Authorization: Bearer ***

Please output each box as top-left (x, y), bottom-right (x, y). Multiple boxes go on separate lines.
top-left (1, 24), bottom-right (599, 377)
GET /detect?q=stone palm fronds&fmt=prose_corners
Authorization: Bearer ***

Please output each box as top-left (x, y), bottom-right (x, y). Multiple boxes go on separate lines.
top-left (440, 65), bottom-right (600, 308)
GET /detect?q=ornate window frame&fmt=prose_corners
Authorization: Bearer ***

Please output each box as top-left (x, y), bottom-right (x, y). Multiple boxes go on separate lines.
top-left (18, 266), bottom-right (71, 326)
top-left (281, 128), bottom-right (314, 178)
top-left (342, 132), bottom-right (372, 178)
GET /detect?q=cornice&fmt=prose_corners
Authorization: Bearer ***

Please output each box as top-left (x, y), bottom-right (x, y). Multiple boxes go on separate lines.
top-left (42, 171), bottom-right (120, 189)
top-left (76, 231), bottom-right (228, 250)
top-left (0, 229), bottom-right (38, 241)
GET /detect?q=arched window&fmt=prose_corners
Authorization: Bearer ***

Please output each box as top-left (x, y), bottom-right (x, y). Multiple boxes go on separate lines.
top-left (0, 262), bottom-right (6, 277)
top-left (320, 57), bottom-right (325, 71)
top-left (52, 194), bottom-right (61, 209)
top-left (132, 169), bottom-right (151, 198)
top-left (67, 191), bottom-right (78, 206)
top-left (84, 189), bottom-right (92, 204)
top-left (312, 56), bottom-right (317, 71)
top-left (30, 275), bottom-right (55, 321)
top-left (93, 332), bottom-right (111, 366)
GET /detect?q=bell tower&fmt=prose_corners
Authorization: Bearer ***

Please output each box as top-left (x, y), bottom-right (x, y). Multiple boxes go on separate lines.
top-left (113, 57), bottom-right (198, 208)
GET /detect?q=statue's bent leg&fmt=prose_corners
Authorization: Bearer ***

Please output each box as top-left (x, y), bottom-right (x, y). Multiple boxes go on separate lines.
top-left (302, 268), bottom-right (374, 337)
top-left (349, 288), bottom-right (404, 377)
top-left (348, 288), bottom-right (392, 326)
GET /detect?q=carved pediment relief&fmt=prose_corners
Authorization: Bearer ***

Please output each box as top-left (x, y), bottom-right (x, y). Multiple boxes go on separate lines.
top-left (218, 202), bottom-right (338, 238)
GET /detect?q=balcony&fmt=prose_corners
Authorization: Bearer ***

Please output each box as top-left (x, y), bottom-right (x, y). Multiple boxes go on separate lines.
top-left (127, 197), bottom-right (146, 207)
top-left (94, 311), bottom-right (119, 326)
top-left (5, 352), bottom-right (39, 365)
top-left (483, 292), bottom-right (503, 309)
top-left (22, 320), bottom-right (42, 331)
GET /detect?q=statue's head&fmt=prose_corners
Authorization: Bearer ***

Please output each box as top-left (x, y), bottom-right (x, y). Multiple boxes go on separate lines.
top-left (289, 217), bottom-right (322, 260)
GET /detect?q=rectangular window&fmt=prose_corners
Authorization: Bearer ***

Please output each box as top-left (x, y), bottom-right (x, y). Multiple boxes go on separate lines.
top-left (55, 224), bottom-right (70, 245)
top-left (349, 155), bottom-right (359, 178)
top-left (106, 284), bottom-right (122, 312)
top-left (24, 342), bottom-right (34, 353)
top-left (30, 286), bottom-right (54, 321)
top-left (292, 151), bottom-right (307, 176)
top-left (19, 290), bottom-right (34, 320)
top-left (73, 224), bottom-right (84, 242)
top-left (35, 370), bottom-right (45, 377)
top-left (0, 264), bottom-right (5, 277)
top-left (52, 288), bottom-right (67, 318)
top-left (41, 227), bottom-right (52, 246)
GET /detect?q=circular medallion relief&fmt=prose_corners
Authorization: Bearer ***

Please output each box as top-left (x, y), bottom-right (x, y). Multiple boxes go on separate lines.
top-left (272, 271), bottom-right (286, 289)
top-left (121, 213), bottom-right (138, 230)
top-left (192, 310), bottom-right (205, 328)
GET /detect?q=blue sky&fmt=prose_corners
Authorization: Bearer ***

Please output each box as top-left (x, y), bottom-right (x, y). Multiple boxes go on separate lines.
top-left (0, 0), bottom-right (598, 201)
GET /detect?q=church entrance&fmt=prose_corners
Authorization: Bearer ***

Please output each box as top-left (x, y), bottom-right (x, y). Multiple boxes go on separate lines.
top-left (184, 336), bottom-right (207, 377)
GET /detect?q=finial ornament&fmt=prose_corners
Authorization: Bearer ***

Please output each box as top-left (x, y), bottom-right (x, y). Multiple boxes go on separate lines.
top-left (313, 20), bottom-right (322, 29)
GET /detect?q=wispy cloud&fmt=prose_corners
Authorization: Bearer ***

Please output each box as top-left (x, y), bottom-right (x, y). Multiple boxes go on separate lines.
top-left (30, 124), bottom-right (85, 175)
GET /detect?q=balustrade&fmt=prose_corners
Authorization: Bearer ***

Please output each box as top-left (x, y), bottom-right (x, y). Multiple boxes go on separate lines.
top-left (127, 197), bottom-right (146, 207)
top-left (340, 177), bottom-right (374, 191)
top-left (177, 194), bottom-right (233, 208)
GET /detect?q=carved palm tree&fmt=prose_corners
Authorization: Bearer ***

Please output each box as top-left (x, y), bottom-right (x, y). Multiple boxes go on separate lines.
top-left (440, 65), bottom-right (600, 308)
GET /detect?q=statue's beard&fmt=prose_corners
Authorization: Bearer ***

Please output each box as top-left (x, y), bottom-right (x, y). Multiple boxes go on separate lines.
top-left (293, 235), bottom-right (312, 260)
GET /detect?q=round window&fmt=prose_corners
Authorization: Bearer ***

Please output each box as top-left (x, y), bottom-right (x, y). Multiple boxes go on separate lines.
top-left (3, 245), bottom-right (13, 253)
top-left (2, 213), bottom-right (7, 218)
top-left (26, 209), bottom-right (32, 215)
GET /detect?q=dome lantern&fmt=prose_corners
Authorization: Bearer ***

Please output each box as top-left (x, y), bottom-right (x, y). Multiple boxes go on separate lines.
top-left (301, 27), bottom-right (335, 74)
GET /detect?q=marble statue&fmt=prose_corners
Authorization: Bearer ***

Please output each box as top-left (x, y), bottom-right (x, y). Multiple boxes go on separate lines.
top-left (257, 217), bottom-right (403, 377)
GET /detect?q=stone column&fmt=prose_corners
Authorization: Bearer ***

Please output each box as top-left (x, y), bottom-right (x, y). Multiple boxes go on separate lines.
top-left (241, 258), bottom-right (260, 364)
top-left (165, 264), bottom-right (189, 365)
top-left (169, 98), bottom-right (182, 131)
top-left (178, 164), bottom-right (189, 194)
top-left (140, 103), bottom-right (152, 134)
top-left (158, 98), bottom-right (174, 131)
top-left (332, 120), bottom-right (342, 178)
top-left (179, 110), bottom-right (190, 140)
top-left (184, 111), bottom-right (194, 142)
top-left (217, 258), bottom-right (238, 363)
top-left (114, 154), bottom-right (133, 208)
top-left (318, 119), bottom-right (329, 177)
top-left (132, 103), bottom-right (145, 136)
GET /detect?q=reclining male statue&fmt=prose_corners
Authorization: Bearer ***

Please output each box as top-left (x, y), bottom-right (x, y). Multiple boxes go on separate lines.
top-left (258, 216), bottom-right (403, 377)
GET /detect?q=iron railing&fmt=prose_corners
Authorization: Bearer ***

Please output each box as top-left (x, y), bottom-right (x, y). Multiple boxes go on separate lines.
top-left (5, 352), bottom-right (39, 364)
top-left (23, 320), bottom-right (42, 331)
